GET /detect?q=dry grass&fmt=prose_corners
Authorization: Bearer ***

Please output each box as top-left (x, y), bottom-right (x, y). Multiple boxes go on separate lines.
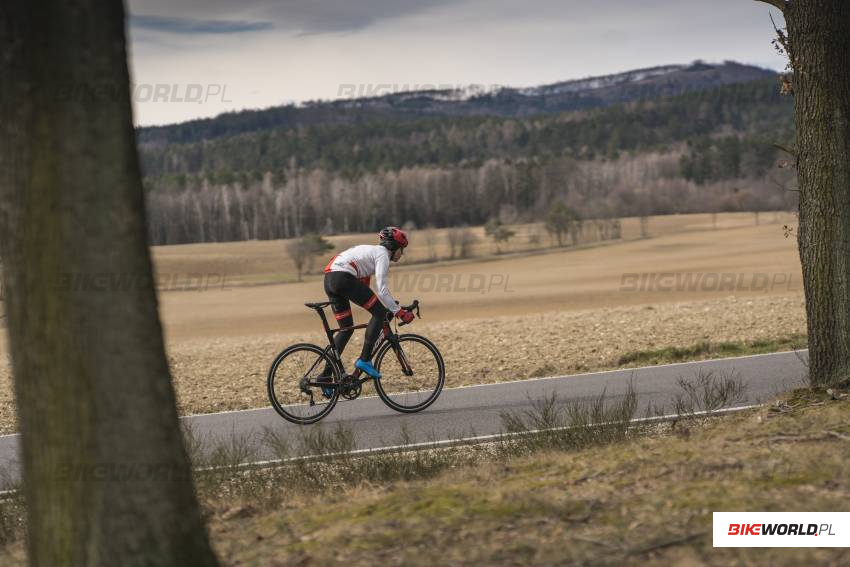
top-left (0, 460), bottom-right (22, 548)
top-left (199, 390), bottom-right (850, 565)
top-left (617, 335), bottom-right (807, 366)
top-left (0, 385), bottom-right (822, 565)
top-left (2, 382), bottom-right (847, 565)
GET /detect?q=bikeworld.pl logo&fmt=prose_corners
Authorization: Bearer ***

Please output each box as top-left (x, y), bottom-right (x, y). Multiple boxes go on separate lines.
top-left (389, 273), bottom-right (515, 294)
top-left (51, 272), bottom-right (232, 293)
top-left (727, 523), bottom-right (835, 536)
top-left (620, 272), bottom-right (798, 293)
top-left (713, 512), bottom-right (849, 547)
top-left (55, 83), bottom-right (233, 105)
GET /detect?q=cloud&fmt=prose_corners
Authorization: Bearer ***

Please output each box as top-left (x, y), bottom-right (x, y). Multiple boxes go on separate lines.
top-left (265, 0), bottom-right (456, 34)
top-left (130, 15), bottom-right (274, 34)
top-left (129, 0), bottom-right (457, 35)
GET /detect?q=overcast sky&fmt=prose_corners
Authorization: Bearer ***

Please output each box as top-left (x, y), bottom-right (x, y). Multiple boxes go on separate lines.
top-left (126, 0), bottom-right (786, 126)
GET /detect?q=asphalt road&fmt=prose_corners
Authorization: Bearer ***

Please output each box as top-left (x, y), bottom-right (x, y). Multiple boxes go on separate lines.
top-left (0, 350), bottom-right (808, 489)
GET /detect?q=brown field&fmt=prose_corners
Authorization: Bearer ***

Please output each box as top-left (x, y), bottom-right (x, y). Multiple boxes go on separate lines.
top-left (0, 212), bottom-right (805, 433)
top-left (150, 211), bottom-right (800, 340)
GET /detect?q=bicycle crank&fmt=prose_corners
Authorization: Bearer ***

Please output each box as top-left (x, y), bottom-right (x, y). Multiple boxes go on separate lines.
top-left (339, 375), bottom-right (362, 400)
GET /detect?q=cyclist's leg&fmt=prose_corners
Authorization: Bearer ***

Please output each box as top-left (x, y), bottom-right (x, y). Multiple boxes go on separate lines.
top-left (328, 273), bottom-right (389, 369)
top-left (356, 295), bottom-right (389, 363)
top-left (323, 272), bottom-right (355, 376)
top-left (330, 274), bottom-right (389, 361)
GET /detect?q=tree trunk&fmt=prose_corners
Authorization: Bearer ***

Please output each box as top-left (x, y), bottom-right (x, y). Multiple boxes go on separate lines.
top-left (0, 1), bottom-right (219, 565)
top-left (784, 0), bottom-right (850, 386)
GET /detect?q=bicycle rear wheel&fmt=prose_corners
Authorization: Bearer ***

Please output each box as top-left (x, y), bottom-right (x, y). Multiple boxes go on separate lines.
top-left (374, 334), bottom-right (445, 413)
top-left (267, 343), bottom-right (339, 425)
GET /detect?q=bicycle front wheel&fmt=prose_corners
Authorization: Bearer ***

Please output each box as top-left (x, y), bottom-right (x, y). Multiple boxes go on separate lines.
top-left (374, 334), bottom-right (445, 413)
top-left (267, 343), bottom-right (339, 425)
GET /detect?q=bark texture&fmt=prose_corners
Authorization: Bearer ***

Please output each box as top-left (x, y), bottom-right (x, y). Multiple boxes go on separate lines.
top-left (784, 0), bottom-right (850, 386)
top-left (0, 1), bottom-right (219, 565)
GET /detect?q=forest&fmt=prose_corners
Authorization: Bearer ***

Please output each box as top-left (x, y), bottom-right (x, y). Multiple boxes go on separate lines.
top-left (140, 77), bottom-right (795, 245)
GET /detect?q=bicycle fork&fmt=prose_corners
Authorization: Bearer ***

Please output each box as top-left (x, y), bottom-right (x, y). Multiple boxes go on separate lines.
top-left (383, 329), bottom-right (414, 377)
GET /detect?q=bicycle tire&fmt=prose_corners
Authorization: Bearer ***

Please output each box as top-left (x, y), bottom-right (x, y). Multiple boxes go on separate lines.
top-left (374, 333), bottom-right (445, 413)
top-left (267, 343), bottom-right (340, 425)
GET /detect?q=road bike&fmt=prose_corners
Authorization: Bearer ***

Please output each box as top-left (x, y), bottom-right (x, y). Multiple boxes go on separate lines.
top-left (267, 299), bottom-right (445, 425)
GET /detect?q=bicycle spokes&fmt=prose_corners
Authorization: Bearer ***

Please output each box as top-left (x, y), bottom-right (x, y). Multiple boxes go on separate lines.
top-left (268, 344), bottom-right (339, 424)
top-left (374, 334), bottom-right (445, 413)
top-left (269, 300), bottom-right (443, 424)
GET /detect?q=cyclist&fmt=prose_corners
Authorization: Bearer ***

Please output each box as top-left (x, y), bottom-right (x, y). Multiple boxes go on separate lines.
top-left (319, 227), bottom-right (415, 392)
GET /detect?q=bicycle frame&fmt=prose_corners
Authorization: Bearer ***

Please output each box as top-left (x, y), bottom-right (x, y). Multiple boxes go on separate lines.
top-left (308, 304), bottom-right (413, 391)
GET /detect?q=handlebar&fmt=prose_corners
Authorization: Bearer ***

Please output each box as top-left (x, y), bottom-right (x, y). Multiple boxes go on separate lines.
top-left (394, 299), bottom-right (421, 326)
top-left (401, 299), bottom-right (419, 313)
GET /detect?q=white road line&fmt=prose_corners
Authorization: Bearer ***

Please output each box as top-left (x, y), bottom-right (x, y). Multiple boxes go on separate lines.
top-left (0, 403), bottom-right (762, 498)
top-left (443, 349), bottom-right (808, 392)
top-left (199, 403), bottom-right (762, 471)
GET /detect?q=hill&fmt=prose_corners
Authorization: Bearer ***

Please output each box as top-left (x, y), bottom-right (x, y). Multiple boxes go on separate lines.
top-left (137, 61), bottom-right (775, 147)
top-left (134, 62), bottom-right (795, 245)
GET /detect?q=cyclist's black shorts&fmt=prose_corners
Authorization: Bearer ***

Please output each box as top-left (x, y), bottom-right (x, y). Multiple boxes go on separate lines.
top-left (324, 271), bottom-right (383, 321)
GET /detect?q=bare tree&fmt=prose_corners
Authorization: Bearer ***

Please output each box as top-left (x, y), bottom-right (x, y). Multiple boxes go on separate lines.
top-left (756, 0), bottom-right (850, 386)
top-left (142, 149), bottom-right (794, 246)
top-left (636, 191), bottom-right (652, 239)
top-left (423, 226), bottom-right (439, 261)
top-left (484, 218), bottom-right (516, 254)
top-left (0, 2), bottom-right (219, 565)
top-left (544, 203), bottom-right (567, 246)
top-left (568, 215), bottom-right (584, 246)
top-left (611, 218), bottom-right (622, 240)
top-left (545, 201), bottom-right (582, 246)
top-left (447, 226), bottom-right (478, 259)
top-left (458, 227), bottom-right (479, 259)
top-left (446, 228), bottom-right (461, 259)
top-left (287, 233), bottom-right (333, 281)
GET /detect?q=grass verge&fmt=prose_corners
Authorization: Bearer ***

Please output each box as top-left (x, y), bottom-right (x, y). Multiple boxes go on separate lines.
top-left (200, 384), bottom-right (848, 566)
top-left (616, 334), bottom-right (807, 367)
top-left (3, 377), bottom-right (848, 566)
top-left (0, 467), bottom-right (23, 549)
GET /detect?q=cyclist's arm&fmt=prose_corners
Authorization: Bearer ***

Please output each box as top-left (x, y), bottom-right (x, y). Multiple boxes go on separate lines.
top-left (374, 252), bottom-right (400, 314)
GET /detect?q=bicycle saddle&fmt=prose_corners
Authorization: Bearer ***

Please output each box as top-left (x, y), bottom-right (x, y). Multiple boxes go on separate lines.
top-left (304, 301), bottom-right (332, 309)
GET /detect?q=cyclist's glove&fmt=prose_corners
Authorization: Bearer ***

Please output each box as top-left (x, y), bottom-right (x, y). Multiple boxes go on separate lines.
top-left (396, 308), bottom-right (415, 324)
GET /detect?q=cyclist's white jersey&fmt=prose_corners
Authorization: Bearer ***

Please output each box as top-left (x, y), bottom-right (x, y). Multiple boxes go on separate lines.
top-left (324, 244), bottom-right (400, 314)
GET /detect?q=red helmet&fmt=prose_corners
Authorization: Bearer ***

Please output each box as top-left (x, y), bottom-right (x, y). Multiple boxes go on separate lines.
top-left (378, 226), bottom-right (409, 250)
